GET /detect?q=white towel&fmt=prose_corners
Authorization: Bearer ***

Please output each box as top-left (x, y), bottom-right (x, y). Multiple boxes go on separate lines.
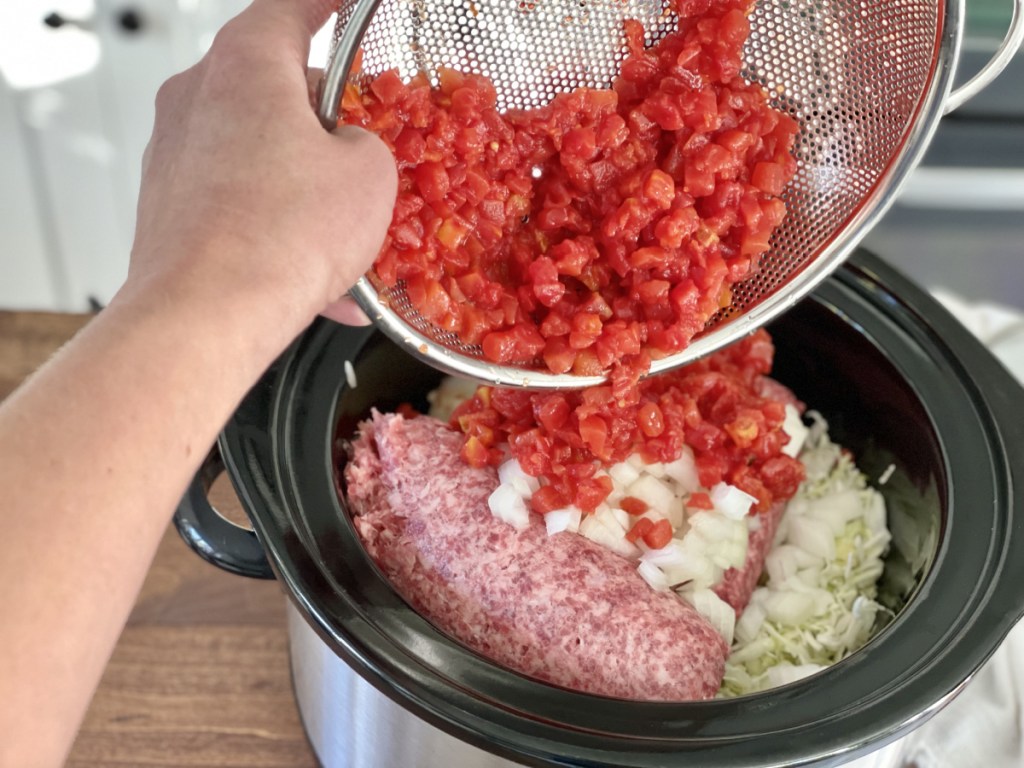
top-left (843, 291), bottom-right (1024, 768)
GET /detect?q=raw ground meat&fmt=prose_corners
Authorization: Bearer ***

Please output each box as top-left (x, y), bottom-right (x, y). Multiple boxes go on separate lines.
top-left (345, 410), bottom-right (730, 701)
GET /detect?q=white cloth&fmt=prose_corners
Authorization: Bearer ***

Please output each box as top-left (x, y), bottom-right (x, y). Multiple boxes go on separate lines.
top-left (846, 292), bottom-right (1024, 768)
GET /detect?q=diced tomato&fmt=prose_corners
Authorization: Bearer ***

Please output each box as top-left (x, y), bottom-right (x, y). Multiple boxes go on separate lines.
top-left (686, 491), bottom-right (714, 510)
top-left (346, 2), bottom-right (804, 513)
top-left (575, 474), bottom-right (613, 512)
top-left (637, 401), bottom-right (665, 437)
top-left (530, 484), bottom-right (566, 515)
top-left (642, 518), bottom-right (673, 549)
top-left (751, 161), bottom-right (786, 195)
top-left (625, 516), bottom-right (653, 543)
top-left (619, 496), bottom-right (649, 515)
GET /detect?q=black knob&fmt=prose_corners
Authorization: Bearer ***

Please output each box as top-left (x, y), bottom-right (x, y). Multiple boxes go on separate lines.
top-left (116, 8), bottom-right (144, 33)
top-left (43, 11), bottom-right (72, 28)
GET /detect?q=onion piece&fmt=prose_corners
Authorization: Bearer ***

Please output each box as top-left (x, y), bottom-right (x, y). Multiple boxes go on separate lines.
top-left (787, 516), bottom-right (837, 560)
top-left (497, 458), bottom-right (540, 498)
top-left (627, 474), bottom-right (676, 517)
top-left (637, 560), bottom-right (671, 591)
top-left (544, 506), bottom-right (582, 536)
top-left (805, 489), bottom-right (862, 535)
top-left (763, 590), bottom-right (816, 626)
top-left (663, 446), bottom-right (699, 493)
top-left (781, 403), bottom-right (809, 458)
top-left (710, 482), bottom-right (756, 520)
top-left (487, 484), bottom-right (530, 531)
top-left (607, 460), bottom-right (641, 488)
top-left (579, 515), bottom-right (640, 559)
top-left (682, 588), bottom-right (736, 646)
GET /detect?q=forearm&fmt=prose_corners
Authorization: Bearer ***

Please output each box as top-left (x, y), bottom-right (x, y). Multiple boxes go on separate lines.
top-left (0, 269), bottom-right (310, 767)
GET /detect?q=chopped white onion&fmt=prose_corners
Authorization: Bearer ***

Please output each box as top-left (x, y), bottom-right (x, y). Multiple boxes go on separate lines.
top-left (497, 459), bottom-right (540, 497)
top-left (787, 516), bottom-right (837, 560)
top-left (607, 460), bottom-right (641, 488)
top-left (710, 482), bottom-right (757, 520)
top-left (637, 560), bottom-right (671, 591)
top-left (682, 588), bottom-right (736, 646)
top-left (765, 544), bottom-right (821, 585)
top-left (663, 447), bottom-right (699, 492)
top-left (544, 506), bottom-right (582, 536)
top-left (644, 461), bottom-right (666, 478)
top-left (640, 540), bottom-right (689, 568)
top-left (781, 404), bottom-right (809, 458)
top-left (627, 474), bottom-right (676, 516)
top-left (579, 515), bottom-right (640, 559)
top-left (626, 453), bottom-right (647, 470)
top-left (806, 489), bottom-right (862, 535)
top-left (594, 506), bottom-right (628, 539)
top-left (609, 507), bottom-right (632, 530)
top-left (688, 511), bottom-right (747, 550)
top-left (763, 590), bottom-right (816, 626)
top-left (487, 484), bottom-right (530, 531)
top-left (734, 600), bottom-right (766, 644)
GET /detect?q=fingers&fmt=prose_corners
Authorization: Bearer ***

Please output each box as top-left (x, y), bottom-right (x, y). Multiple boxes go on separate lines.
top-left (321, 296), bottom-right (373, 326)
top-left (243, 0), bottom-right (338, 65)
top-left (327, 124), bottom-right (398, 285)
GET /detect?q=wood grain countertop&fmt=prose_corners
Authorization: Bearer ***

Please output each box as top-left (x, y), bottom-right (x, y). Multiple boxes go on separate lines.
top-left (0, 311), bottom-right (318, 768)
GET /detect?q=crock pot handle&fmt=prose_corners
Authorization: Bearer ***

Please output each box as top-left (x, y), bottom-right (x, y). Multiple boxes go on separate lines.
top-left (944, 0), bottom-right (1024, 113)
top-left (173, 444), bottom-right (276, 580)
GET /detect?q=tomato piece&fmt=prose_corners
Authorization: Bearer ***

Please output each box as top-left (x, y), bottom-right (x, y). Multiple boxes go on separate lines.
top-left (619, 496), bottom-right (649, 515)
top-left (751, 161), bottom-right (786, 195)
top-left (686, 491), bottom-right (714, 510)
top-left (413, 162), bottom-right (450, 203)
top-left (530, 484), bottom-right (567, 515)
top-left (642, 518), bottom-right (673, 549)
top-left (637, 401), bottom-right (665, 437)
top-left (625, 516), bottom-right (654, 543)
top-left (572, 474), bottom-right (613, 512)
top-left (578, 414), bottom-right (610, 460)
top-left (534, 395), bottom-right (571, 432)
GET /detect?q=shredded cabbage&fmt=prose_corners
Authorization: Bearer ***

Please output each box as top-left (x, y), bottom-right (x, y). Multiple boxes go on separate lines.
top-left (719, 413), bottom-right (892, 698)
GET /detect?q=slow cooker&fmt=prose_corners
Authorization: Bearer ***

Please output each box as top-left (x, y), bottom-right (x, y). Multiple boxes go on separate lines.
top-left (175, 249), bottom-right (1024, 767)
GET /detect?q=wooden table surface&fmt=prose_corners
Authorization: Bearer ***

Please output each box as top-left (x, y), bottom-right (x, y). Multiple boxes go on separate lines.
top-left (0, 311), bottom-right (319, 768)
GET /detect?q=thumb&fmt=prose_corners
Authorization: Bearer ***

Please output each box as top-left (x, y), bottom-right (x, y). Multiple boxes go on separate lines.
top-left (326, 124), bottom-right (398, 288)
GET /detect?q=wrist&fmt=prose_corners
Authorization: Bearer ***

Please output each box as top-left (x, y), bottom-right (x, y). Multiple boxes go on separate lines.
top-left (111, 260), bottom-right (317, 383)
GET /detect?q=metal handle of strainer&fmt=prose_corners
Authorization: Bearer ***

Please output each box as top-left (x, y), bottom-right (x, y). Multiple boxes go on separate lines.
top-left (943, 0), bottom-right (1024, 113)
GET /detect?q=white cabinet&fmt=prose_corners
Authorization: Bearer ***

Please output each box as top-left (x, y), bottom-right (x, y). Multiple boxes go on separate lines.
top-left (0, 0), bottom-right (249, 311)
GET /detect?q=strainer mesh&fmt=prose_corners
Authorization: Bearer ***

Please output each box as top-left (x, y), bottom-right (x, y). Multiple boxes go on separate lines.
top-left (329, 0), bottom-right (940, 357)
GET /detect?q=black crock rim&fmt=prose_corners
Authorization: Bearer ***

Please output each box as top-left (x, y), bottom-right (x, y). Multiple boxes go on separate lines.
top-left (220, 249), bottom-right (1024, 768)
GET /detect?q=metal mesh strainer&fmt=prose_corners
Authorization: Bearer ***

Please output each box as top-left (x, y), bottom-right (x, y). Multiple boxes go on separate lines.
top-left (318, 0), bottom-right (1024, 388)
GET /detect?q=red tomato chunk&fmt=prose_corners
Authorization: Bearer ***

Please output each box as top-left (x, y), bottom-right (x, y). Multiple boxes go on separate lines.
top-left (450, 329), bottom-right (806, 517)
top-left (343, 0), bottom-right (800, 396)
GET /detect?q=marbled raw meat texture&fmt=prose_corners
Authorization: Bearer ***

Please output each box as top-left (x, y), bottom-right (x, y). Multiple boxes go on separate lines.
top-left (345, 411), bottom-right (730, 701)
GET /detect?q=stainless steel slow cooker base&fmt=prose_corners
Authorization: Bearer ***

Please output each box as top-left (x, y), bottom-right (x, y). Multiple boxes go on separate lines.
top-left (288, 600), bottom-right (913, 768)
top-left (289, 603), bottom-right (511, 768)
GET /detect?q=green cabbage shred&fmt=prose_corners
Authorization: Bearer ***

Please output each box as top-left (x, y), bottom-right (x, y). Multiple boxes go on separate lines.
top-left (719, 413), bottom-right (892, 698)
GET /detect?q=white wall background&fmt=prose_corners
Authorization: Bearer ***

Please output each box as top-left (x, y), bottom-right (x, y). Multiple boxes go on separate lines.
top-left (0, 0), bottom-right (335, 312)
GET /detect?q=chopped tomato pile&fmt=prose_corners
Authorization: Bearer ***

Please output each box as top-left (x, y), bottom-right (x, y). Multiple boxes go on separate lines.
top-left (450, 329), bottom-right (806, 516)
top-left (342, 0), bottom-right (800, 395)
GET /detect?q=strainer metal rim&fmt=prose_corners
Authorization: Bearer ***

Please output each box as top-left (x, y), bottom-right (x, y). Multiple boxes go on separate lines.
top-left (320, 0), bottom-right (962, 389)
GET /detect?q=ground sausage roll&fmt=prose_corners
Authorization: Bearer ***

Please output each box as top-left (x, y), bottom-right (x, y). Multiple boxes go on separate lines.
top-left (345, 410), bottom-right (730, 701)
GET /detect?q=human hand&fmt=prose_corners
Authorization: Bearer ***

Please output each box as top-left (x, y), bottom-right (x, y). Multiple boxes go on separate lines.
top-left (126, 0), bottom-right (397, 328)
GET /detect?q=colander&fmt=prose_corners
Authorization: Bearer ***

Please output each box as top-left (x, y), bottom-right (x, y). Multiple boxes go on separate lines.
top-left (317, 0), bottom-right (1023, 388)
